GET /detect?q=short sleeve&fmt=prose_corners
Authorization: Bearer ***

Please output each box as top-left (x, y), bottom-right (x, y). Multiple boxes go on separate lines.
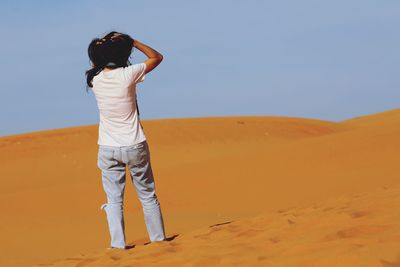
top-left (123, 63), bottom-right (147, 85)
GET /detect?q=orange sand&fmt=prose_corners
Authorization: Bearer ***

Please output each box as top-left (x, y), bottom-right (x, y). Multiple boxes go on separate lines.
top-left (0, 109), bottom-right (399, 266)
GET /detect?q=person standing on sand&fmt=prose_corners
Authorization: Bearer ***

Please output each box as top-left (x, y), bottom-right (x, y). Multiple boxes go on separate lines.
top-left (85, 31), bottom-right (166, 249)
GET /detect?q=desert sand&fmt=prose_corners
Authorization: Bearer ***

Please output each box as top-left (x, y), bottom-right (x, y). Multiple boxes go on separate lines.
top-left (0, 109), bottom-right (399, 266)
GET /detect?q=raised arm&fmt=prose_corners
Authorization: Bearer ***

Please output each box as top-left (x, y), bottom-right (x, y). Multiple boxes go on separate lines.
top-left (132, 39), bottom-right (163, 74)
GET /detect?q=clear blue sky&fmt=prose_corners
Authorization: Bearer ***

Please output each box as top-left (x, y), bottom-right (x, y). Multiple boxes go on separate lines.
top-left (0, 0), bottom-right (399, 136)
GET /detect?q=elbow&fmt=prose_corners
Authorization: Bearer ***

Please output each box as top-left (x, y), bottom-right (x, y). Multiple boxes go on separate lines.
top-left (154, 54), bottom-right (163, 65)
top-left (149, 54), bottom-right (163, 65)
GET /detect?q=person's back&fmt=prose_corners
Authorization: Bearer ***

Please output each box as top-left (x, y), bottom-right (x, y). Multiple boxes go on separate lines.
top-left (85, 31), bottom-right (166, 249)
top-left (92, 62), bottom-right (147, 146)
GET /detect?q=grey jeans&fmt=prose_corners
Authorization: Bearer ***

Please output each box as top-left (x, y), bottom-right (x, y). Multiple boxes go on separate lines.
top-left (97, 140), bottom-right (166, 248)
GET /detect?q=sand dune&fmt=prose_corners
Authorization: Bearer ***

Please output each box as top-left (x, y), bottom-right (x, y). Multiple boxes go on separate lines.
top-left (35, 183), bottom-right (400, 267)
top-left (0, 109), bottom-right (399, 266)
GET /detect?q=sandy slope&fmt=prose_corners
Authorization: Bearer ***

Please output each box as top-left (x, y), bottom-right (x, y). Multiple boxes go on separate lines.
top-left (0, 109), bottom-right (399, 266)
top-left (35, 183), bottom-right (400, 267)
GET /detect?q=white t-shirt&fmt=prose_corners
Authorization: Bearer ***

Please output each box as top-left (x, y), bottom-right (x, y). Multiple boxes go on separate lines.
top-left (91, 62), bottom-right (147, 147)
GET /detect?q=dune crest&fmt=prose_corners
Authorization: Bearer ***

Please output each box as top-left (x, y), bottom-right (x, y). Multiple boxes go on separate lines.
top-left (341, 108), bottom-right (400, 127)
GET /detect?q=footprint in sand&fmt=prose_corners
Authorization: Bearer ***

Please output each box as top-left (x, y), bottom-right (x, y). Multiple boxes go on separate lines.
top-left (337, 225), bottom-right (389, 239)
top-left (287, 219), bottom-right (295, 225)
top-left (269, 236), bottom-right (281, 243)
top-left (349, 210), bottom-right (371, 218)
top-left (322, 224), bottom-right (390, 241)
top-left (107, 254), bottom-right (122, 261)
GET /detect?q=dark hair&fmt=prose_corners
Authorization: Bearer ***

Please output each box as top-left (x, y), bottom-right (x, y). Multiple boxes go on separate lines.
top-left (85, 31), bottom-right (134, 91)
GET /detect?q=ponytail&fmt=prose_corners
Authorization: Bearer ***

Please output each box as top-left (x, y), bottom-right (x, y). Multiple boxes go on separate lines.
top-left (85, 65), bottom-right (102, 89)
